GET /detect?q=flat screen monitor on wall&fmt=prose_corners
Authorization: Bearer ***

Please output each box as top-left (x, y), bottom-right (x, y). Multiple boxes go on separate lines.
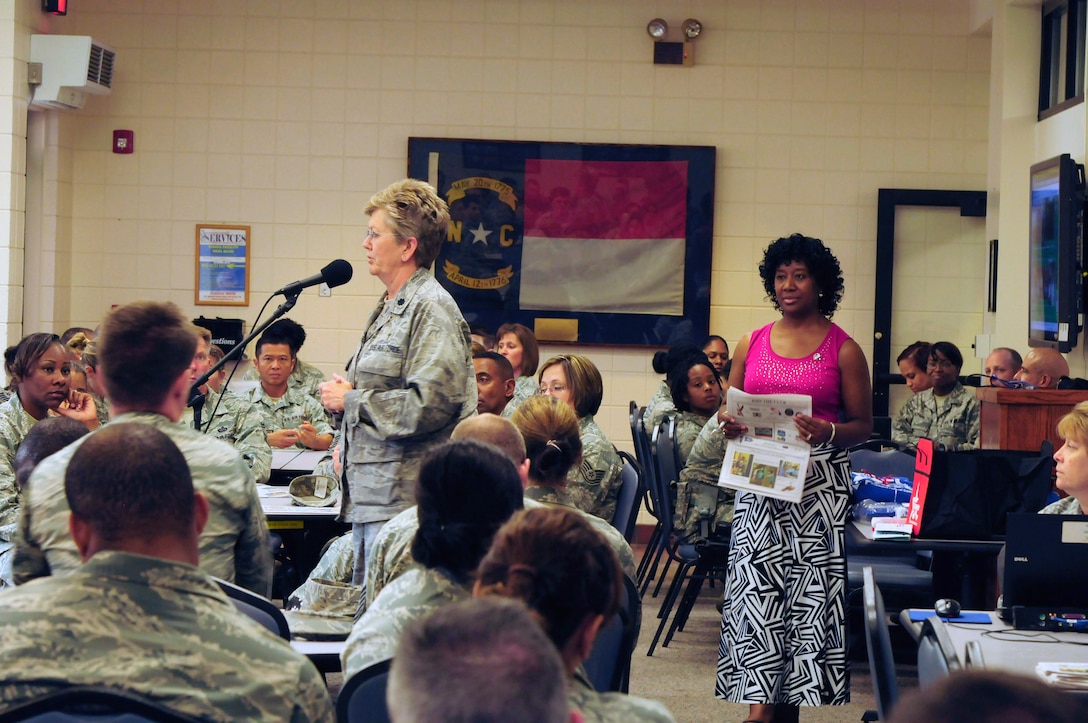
top-left (1028, 153), bottom-right (1086, 353)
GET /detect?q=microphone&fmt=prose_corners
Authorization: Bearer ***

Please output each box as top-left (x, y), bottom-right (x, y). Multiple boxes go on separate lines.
top-left (274, 259), bottom-right (353, 297)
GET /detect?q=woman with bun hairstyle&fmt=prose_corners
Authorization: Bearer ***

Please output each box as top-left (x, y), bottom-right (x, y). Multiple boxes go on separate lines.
top-left (496, 322), bottom-right (540, 418)
top-left (511, 394), bottom-right (636, 580)
top-left (475, 506), bottom-right (675, 722)
top-left (340, 438), bottom-right (523, 679)
top-left (642, 342), bottom-right (700, 433)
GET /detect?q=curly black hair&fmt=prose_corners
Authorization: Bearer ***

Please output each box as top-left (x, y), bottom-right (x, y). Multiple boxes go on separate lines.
top-left (758, 233), bottom-right (844, 318)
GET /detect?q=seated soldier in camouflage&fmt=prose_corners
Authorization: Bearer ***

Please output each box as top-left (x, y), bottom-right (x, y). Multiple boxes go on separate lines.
top-left (14, 301), bottom-right (272, 596)
top-left (366, 412), bottom-right (636, 615)
top-left (642, 343), bottom-right (701, 435)
top-left (675, 411), bottom-right (735, 544)
top-left (186, 328), bottom-right (272, 484)
top-left (537, 354), bottom-right (623, 524)
top-left (241, 318), bottom-right (327, 405)
top-left (390, 598), bottom-right (572, 723)
top-left (476, 507), bottom-right (676, 723)
top-left (248, 324), bottom-right (334, 451)
top-left (340, 439), bottom-right (523, 679)
top-left (0, 423), bottom-right (332, 721)
top-left (667, 351), bottom-right (723, 462)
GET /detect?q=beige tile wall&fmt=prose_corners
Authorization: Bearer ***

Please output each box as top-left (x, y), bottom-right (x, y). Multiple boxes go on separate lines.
top-left (18, 0), bottom-right (991, 452)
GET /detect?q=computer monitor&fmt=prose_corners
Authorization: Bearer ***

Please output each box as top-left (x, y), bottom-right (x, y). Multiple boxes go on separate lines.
top-left (1001, 513), bottom-right (1088, 625)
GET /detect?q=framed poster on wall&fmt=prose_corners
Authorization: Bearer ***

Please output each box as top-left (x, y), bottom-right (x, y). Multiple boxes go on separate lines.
top-left (408, 138), bottom-right (715, 347)
top-left (195, 224), bottom-right (250, 306)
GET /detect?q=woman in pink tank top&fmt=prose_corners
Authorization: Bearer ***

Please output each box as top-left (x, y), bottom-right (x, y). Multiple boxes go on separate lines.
top-left (715, 234), bottom-right (873, 723)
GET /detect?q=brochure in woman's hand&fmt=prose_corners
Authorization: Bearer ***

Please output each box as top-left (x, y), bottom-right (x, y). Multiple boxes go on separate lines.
top-left (717, 387), bottom-right (812, 503)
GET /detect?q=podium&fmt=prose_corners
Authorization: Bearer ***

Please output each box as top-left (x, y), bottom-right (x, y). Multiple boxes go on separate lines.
top-left (977, 387), bottom-right (1088, 451)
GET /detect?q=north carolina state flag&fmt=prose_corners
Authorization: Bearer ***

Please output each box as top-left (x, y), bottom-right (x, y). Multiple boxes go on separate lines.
top-left (519, 159), bottom-right (688, 315)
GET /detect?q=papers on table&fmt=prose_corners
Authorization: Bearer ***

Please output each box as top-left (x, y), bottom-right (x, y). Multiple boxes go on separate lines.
top-left (717, 388), bottom-right (812, 503)
top-left (872, 518), bottom-right (912, 540)
top-left (1037, 662), bottom-right (1088, 689)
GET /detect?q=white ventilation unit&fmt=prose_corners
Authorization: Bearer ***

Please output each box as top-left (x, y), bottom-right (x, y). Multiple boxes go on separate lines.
top-left (29, 35), bottom-right (116, 110)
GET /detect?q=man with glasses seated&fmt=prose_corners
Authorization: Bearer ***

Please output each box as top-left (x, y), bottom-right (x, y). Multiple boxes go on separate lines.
top-left (893, 341), bottom-right (980, 452)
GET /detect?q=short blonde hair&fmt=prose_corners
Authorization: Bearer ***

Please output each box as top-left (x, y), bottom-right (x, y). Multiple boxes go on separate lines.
top-left (1058, 400), bottom-right (1088, 446)
top-left (365, 179), bottom-right (450, 270)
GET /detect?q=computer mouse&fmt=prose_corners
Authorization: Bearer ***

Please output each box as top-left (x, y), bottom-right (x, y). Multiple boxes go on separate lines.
top-left (934, 598), bottom-right (961, 618)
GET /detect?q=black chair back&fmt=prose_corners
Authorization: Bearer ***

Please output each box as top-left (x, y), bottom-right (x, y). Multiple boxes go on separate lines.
top-left (653, 418), bottom-right (681, 533)
top-left (336, 660), bottom-right (392, 723)
top-left (582, 576), bottom-right (640, 693)
top-left (0, 686), bottom-right (199, 722)
top-left (612, 451), bottom-right (642, 543)
top-left (917, 616), bottom-right (963, 688)
top-left (214, 577), bottom-right (291, 641)
top-left (863, 566), bottom-right (899, 721)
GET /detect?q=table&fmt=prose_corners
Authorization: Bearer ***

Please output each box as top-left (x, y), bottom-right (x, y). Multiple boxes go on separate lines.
top-left (901, 609), bottom-right (1088, 685)
top-left (290, 639), bottom-right (345, 676)
top-left (260, 486), bottom-right (348, 589)
top-left (849, 521), bottom-right (1005, 608)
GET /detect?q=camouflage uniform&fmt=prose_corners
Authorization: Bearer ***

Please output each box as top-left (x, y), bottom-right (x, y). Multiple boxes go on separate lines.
top-left (675, 416), bottom-right (735, 544)
top-left (361, 498), bottom-right (558, 615)
top-left (341, 566), bottom-right (472, 679)
top-left (340, 268), bottom-right (476, 525)
top-left (500, 375), bottom-right (538, 419)
top-left (283, 532), bottom-right (359, 640)
top-left (90, 392), bottom-right (110, 427)
top-left (0, 395), bottom-right (36, 589)
top-left (523, 486), bottom-right (637, 582)
top-left (641, 380), bottom-right (674, 436)
top-left (14, 411), bottom-right (273, 596)
top-left (892, 382), bottom-right (980, 451)
top-left (198, 389), bottom-right (273, 484)
top-left (567, 414), bottom-right (623, 523)
top-left (244, 384), bottom-right (334, 450)
top-left (570, 670), bottom-right (676, 722)
top-left (674, 410), bottom-right (711, 463)
top-left (1041, 496), bottom-right (1083, 514)
top-left (0, 550), bottom-right (333, 722)
top-left (243, 357), bottom-right (327, 402)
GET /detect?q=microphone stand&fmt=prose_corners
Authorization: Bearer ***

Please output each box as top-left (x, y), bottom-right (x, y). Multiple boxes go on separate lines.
top-left (189, 292), bottom-right (301, 431)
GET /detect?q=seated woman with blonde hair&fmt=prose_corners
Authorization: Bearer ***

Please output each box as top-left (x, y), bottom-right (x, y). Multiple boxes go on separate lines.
top-left (1043, 400), bottom-right (1088, 514)
top-left (475, 506), bottom-right (675, 722)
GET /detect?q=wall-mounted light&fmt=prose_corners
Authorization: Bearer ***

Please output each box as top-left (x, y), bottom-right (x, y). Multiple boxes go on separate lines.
top-left (42, 0), bottom-right (67, 15)
top-left (682, 19), bottom-right (702, 40)
top-left (646, 18), bottom-right (668, 40)
top-left (646, 18), bottom-right (702, 67)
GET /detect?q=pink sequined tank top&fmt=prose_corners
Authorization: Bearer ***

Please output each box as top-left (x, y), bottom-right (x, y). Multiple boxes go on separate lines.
top-left (744, 321), bottom-right (850, 423)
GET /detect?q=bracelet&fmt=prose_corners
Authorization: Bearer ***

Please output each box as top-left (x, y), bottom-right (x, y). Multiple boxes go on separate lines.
top-left (828, 422), bottom-right (837, 445)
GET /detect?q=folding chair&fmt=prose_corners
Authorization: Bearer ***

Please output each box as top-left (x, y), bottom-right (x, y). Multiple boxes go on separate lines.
top-left (214, 577), bottom-right (291, 641)
top-left (336, 659), bottom-right (392, 723)
top-left (862, 566), bottom-right (899, 721)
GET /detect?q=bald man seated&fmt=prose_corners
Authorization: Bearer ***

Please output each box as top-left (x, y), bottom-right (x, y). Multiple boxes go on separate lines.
top-left (1015, 347), bottom-right (1069, 389)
